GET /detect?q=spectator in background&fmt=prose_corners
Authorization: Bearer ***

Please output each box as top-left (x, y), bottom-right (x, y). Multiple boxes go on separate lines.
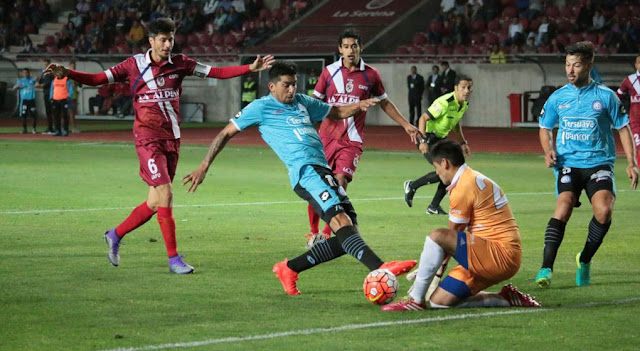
top-left (19, 35), bottom-right (34, 54)
top-left (590, 9), bottom-right (605, 33)
top-left (241, 75), bottom-right (258, 108)
top-left (465, 0), bottom-right (483, 21)
top-left (621, 20), bottom-right (638, 43)
top-left (176, 9), bottom-right (194, 34)
top-left (426, 65), bottom-right (443, 106)
top-left (576, 0), bottom-right (595, 31)
top-left (306, 69), bottom-right (318, 96)
top-left (69, 9), bottom-right (84, 29)
top-left (452, 14), bottom-right (468, 45)
top-left (57, 27), bottom-right (73, 49)
top-left (218, 0), bottom-right (233, 11)
top-left (452, 0), bottom-right (466, 17)
top-left (483, 0), bottom-right (501, 21)
top-left (49, 69), bottom-right (74, 137)
top-left (89, 84), bottom-right (113, 115)
top-left (440, 61), bottom-right (456, 95)
top-left (407, 66), bottom-right (425, 126)
top-left (68, 61), bottom-right (81, 133)
top-left (38, 59), bottom-right (54, 134)
top-left (203, 0), bottom-right (218, 19)
top-left (231, 0), bottom-right (245, 13)
top-left (526, 0), bottom-right (542, 21)
top-left (245, 0), bottom-right (260, 18)
top-left (226, 6), bottom-right (243, 31)
top-left (126, 20), bottom-right (145, 48)
top-left (213, 7), bottom-right (228, 32)
top-left (536, 16), bottom-right (553, 46)
top-left (504, 17), bottom-right (524, 47)
top-left (74, 34), bottom-right (92, 53)
top-left (524, 37), bottom-right (538, 53)
top-left (617, 32), bottom-right (637, 54)
top-left (12, 68), bottom-right (38, 134)
top-left (116, 9), bottom-right (132, 33)
top-left (489, 43), bottom-right (506, 63)
top-left (113, 82), bottom-right (133, 118)
top-left (548, 37), bottom-right (565, 53)
top-left (441, 0), bottom-right (455, 16)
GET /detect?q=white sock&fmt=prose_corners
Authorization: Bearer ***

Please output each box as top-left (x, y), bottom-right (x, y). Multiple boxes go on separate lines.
top-left (455, 292), bottom-right (510, 308)
top-left (409, 236), bottom-right (445, 303)
top-left (429, 300), bottom-right (450, 309)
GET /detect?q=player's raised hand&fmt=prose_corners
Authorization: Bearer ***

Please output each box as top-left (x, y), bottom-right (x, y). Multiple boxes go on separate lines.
top-left (359, 98), bottom-right (379, 112)
top-left (181, 165), bottom-right (209, 193)
top-left (249, 55), bottom-right (275, 72)
top-left (461, 143), bottom-right (471, 159)
top-left (404, 124), bottom-right (422, 144)
top-left (44, 63), bottom-right (69, 77)
top-left (544, 150), bottom-right (557, 168)
top-left (626, 163), bottom-right (638, 189)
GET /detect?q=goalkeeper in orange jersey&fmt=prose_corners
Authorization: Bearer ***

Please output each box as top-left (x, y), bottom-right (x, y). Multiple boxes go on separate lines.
top-left (383, 140), bottom-right (541, 311)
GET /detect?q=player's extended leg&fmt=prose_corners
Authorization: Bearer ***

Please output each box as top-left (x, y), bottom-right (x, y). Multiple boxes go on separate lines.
top-left (576, 189), bottom-right (614, 286)
top-left (403, 172), bottom-right (439, 208)
top-left (535, 189), bottom-right (577, 288)
top-left (427, 181), bottom-right (448, 215)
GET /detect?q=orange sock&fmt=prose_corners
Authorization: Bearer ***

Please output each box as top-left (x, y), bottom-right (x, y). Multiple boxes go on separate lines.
top-left (157, 207), bottom-right (178, 257)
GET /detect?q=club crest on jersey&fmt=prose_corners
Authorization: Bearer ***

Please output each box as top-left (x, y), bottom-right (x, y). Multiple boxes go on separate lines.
top-left (591, 100), bottom-right (603, 112)
top-left (156, 76), bottom-right (165, 87)
top-left (345, 79), bottom-right (354, 93)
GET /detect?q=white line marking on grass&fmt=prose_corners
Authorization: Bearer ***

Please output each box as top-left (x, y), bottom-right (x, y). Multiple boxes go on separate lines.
top-left (102, 297), bottom-right (640, 351)
top-left (3, 190), bottom-right (637, 215)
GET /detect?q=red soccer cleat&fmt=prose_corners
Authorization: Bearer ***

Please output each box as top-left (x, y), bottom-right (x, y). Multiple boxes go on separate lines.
top-left (498, 284), bottom-right (542, 307)
top-left (381, 297), bottom-right (427, 311)
top-left (273, 259), bottom-right (300, 295)
top-left (379, 260), bottom-right (418, 277)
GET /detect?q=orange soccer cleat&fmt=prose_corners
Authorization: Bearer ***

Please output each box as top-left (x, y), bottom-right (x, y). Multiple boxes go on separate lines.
top-left (273, 259), bottom-right (300, 295)
top-left (499, 284), bottom-right (542, 307)
top-left (381, 297), bottom-right (427, 311)
top-left (379, 260), bottom-right (418, 277)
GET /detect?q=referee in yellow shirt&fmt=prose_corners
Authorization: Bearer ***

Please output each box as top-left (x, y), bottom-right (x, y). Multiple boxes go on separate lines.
top-left (403, 75), bottom-right (473, 214)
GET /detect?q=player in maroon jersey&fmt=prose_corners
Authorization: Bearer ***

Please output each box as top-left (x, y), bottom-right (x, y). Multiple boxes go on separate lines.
top-left (616, 54), bottom-right (640, 167)
top-left (304, 29), bottom-right (421, 248)
top-left (45, 18), bottom-right (274, 274)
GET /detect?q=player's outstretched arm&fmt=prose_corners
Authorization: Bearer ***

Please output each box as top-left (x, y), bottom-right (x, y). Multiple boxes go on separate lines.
top-left (327, 98), bottom-right (379, 120)
top-left (249, 55), bottom-right (275, 72)
top-left (379, 98), bottom-right (421, 144)
top-left (617, 125), bottom-right (639, 189)
top-left (182, 122), bottom-right (240, 193)
top-left (44, 63), bottom-right (69, 77)
top-left (46, 63), bottom-right (109, 86)
top-left (539, 128), bottom-right (556, 168)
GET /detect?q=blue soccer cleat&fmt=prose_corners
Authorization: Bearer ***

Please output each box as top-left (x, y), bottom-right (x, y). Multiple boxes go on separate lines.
top-left (535, 267), bottom-right (552, 288)
top-left (104, 229), bottom-right (120, 267)
top-left (575, 252), bottom-right (591, 286)
top-left (169, 255), bottom-right (194, 274)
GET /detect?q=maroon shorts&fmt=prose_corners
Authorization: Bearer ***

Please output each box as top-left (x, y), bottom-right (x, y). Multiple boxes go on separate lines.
top-left (135, 138), bottom-right (180, 186)
top-left (322, 137), bottom-right (362, 181)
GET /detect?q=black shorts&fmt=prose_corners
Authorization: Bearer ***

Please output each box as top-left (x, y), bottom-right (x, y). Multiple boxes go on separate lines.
top-left (417, 133), bottom-right (444, 164)
top-left (555, 165), bottom-right (615, 201)
top-left (293, 164), bottom-right (357, 225)
top-left (21, 99), bottom-right (36, 117)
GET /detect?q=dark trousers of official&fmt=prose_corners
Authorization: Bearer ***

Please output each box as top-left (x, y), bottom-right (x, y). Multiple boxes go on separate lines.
top-left (408, 96), bottom-right (422, 126)
top-left (43, 92), bottom-right (53, 131)
top-left (52, 100), bottom-right (69, 133)
top-left (89, 96), bottom-right (105, 114)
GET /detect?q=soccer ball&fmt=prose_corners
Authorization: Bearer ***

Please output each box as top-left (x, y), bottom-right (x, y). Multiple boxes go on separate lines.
top-left (363, 269), bottom-right (398, 305)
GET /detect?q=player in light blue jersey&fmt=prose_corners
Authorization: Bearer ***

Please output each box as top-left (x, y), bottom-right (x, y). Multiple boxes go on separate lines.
top-left (182, 61), bottom-right (416, 296)
top-left (535, 41), bottom-right (638, 289)
top-left (12, 68), bottom-right (38, 134)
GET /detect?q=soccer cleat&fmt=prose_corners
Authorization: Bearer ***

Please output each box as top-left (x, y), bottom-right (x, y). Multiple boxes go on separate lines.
top-left (575, 251), bottom-right (591, 286)
top-left (498, 284), bottom-right (541, 307)
top-left (104, 229), bottom-right (120, 267)
top-left (535, 267), bottom-right (552, 288)
top-left (381, 297), bottom-right (427, 311)
top-left (168, 255), bottom-right (194, 274)
top-left (426, 205), bottom-right (447, 215)
top-left (379, 260), bottom-right (418, 277)
top-left (304, 232), bottom-right (331, 249)
top-left (403, 180), bottom-right (416, 207)
top-left (20, 129), bottom-right (27, 134)
top-left (31, 129), bottom-right (37, 134)
top-left (273, 259), bottom-right (300, 295)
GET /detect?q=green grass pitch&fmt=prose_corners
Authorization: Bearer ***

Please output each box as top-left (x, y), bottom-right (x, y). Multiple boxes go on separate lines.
top-left (1, 139), bottom-right (639, 350)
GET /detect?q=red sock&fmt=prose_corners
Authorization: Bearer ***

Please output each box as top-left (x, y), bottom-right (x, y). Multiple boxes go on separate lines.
top-left (157, 207), bottom-right (178, 258)
top-left (322, 223), bottom-right (332, 235)
top-left (308, 203), bottom-right (320, 234)
top-left (115, 202), bottom-right (156, 238)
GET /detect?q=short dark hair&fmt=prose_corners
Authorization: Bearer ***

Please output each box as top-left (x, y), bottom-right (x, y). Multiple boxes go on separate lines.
top-left (43, 59), bottom-right (50, 64)
top-left (430, 139), bottom-right (465, 167)
top-left (269, 60), bottom-right (297, 83)
top-left (338, 29), bottom-right (362, 47)
top-left (441, 61), bottom-right (449, 67)
top-left (565, 41), bottom-right (595, 63)
top-left (22, 68), bottom-right (29, 72)
top-left (148, 17), bottom-right (176, 37)
top-left (454, 74), bottom-right (472, 86)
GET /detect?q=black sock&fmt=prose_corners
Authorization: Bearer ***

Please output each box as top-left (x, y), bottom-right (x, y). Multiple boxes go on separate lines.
top-left (542, 218), bottom-right (566, 270)
top-left (287, 237), bottom-right (345, 273)
top-left (22, 118), bottom-right (27, 130)
top-left (411, 171), bottom-right (440, 189)
top-left (335, 226), bottom-right (383, 270)
top-left (429, 182), bottom-right (447, 208)
top-left (580, 217), bottom-right (611, 264)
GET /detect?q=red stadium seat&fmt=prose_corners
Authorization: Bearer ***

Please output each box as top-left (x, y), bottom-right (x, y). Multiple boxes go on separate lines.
top-left (569, 33), bottom-right (584, 43)
top-left (503, 6), bottom-right (518, 18)
top-left (175, 34), bottom-right (187, 46)
top-left (223, 33), bottom-right (237, 47)
top-left (44, 35), bottom-right (56, 46)
top-left (556, 33), bottom-right (570, 47)
top-left (271, 8), bottom-right (285, 21)
top-left (452, 46), bottom-right (467, 55)
top-left (560, 6), bottom-right (573, 18)
top-left (46, 46), bottom-right (59, 54)
top-left (187, 34), bottom-right (199, 46)
top-left (596, 33), bottom-right (606, 45)
top-left (555, 18), bottom-right (571, 33)
top-left (412, 33), bottom-right (426, 46)
top-left (472, 19), bottom-right (485, 32)
top-left (423, 45), bottom-right (437, 55)
top-left (519, 18), bottom-right (529, 31)
top-left (471, 32), bottom-right (484, 45)
top-left (259, 8), bottom-right (271, 20)
top-left (211, 32), bottom-right (224, 46)
top-left (487, 19), bottom-right (500, 32)
top-left (545, 6), bottom-right (560, 18)
top-left (395, 46), bottom-right (409, 55)
top-left (429, 20), bottom-right (443, 34)
top-left (438, 45), bottom-right (452, 55)
top-left (485, 33), bottom-right (499, 46)
top-left (585, 33), bottom-right (597, 44)
top-left (467, 46), bottom-right (483, 55)
top-left (596, 46), bottom-right (610, 55)
top-left (24, 24), bottom-right (36, 34)
top-left (537, 45), bottom-right (551, 53)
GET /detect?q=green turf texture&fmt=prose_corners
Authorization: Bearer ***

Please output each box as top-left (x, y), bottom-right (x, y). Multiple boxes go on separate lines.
top-left (1, 140), bottom-right (639, 350)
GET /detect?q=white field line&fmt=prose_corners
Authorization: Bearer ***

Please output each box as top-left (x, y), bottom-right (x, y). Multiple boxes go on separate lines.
top-left (1, 192), bottom-right (559, 215)
top-left (102, 297), bottom-right (640, 351)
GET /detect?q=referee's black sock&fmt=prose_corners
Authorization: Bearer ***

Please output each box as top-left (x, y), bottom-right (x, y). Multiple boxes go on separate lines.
top-left (287, 237), bottom-right (345, 273)
top-left (429, 182), bottom-right (447, 208)
top-left (579, 217), bottom-right (611, 264)
top-left (542, 218), bottom-right (566, 270)
top-left (335, 225), bottom-right (383, 271)
top-left (411, 171), bottom-right (440, 190)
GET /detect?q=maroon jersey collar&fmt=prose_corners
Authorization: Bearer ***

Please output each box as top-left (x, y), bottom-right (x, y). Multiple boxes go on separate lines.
top-left (145, 49), bottom-right (174, 67)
